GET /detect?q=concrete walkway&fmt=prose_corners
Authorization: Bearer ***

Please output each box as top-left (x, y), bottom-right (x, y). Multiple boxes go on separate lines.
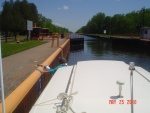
top-left (1, 38), bottom-right (67, 99)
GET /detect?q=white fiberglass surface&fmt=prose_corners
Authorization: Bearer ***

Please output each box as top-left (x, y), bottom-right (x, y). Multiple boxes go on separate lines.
top-left (71, 60), bottom-right (150, 113)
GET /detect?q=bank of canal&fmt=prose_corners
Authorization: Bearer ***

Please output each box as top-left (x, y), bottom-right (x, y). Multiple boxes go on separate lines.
top-left (68, 35), bottom-right (150, 72)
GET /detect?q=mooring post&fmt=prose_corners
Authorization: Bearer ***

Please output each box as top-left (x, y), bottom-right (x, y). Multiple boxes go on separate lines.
top-left (129, 62), bottom-right (135, 113)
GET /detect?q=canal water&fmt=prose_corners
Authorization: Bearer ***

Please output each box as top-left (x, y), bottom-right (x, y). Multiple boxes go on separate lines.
top-left (68, 35), bottom-right (150, 72)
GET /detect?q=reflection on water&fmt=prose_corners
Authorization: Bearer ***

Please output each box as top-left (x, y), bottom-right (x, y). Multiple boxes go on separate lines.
top-left (68, 35), bottom-right (150, 72)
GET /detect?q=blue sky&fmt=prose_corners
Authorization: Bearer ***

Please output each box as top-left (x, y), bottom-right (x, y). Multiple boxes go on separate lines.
top-left (0, 0), bottom-right (150, 32)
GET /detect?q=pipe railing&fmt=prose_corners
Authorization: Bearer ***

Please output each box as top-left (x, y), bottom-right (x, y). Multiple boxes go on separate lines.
top-left (0, 39), bottom-right (70, 113)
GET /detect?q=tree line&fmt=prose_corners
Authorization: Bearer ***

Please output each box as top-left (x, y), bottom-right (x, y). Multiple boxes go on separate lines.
top-left (0, 0), bottom-right (69, 37)
top-left (76, 7), bottom-right (150, 35)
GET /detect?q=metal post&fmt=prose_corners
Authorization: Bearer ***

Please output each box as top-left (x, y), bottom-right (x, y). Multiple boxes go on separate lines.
top-left (0, 32), bottom-right (6, 113)
top-left (129, 62), bottom-right (135, 113)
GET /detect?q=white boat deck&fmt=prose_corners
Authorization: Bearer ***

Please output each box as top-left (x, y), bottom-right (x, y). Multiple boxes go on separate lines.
top-left (29, 66), bottom-right (74, 113)
top-left (29, 60), bottom-right (150, 113)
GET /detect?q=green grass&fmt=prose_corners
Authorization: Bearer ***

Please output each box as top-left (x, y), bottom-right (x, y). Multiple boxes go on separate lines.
top-left (1, 40), bottom-right (47, 58)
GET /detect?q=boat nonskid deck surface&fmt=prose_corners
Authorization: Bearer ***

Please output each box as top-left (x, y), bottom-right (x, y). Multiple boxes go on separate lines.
top-left (29, 60), bottom-right (150, 113)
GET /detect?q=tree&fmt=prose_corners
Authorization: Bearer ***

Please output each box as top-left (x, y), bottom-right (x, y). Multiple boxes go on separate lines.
top-left (28, 3), bottom-right (38, 22)
top-left (86, 13), bottom-right (105, 34)
top-left (103, 16), bottom-right (111, 34)
top-left (1, 1), bottom-right (14, 42)
top-left (0, 0), bottom-right (69, 36)
top-left (77, 8), bottom-right (150, 35)
top-left (0, 11), bottom-right (1, 31)
top-left (12, 0), bottom-right (22, 39)
top-left (37, 14), bottom-right (69, 33)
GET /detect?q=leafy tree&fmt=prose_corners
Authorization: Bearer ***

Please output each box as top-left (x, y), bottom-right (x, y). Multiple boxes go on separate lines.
top-left (1, 1), bottom-right (13, 32)
top-left (29, 3), bottom-right (38, 22)
top-left (103, 16), bottom-right (111, 34)
top-left (1, 1), bottom-right (14, 42)
top-left (12, 0), bottom-right (22, 39)
top-left (77, 8), bottom-right (150, 35)
top-left (37, 14), bottom-right (69, 33)
top-left (0, 0), bottom-right (70, 36)
top-left (111, 14), bottom-right (125, 34)
top-left (86, 13), bottom-right (105, 34)
top-left (142, 8), bottom-right (150, 27)
top-left (0, 11), bottom-right (1, 31)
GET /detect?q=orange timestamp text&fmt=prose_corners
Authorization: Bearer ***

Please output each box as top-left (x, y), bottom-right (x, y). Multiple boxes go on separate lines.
top-left (109, 99), bottom-right (137, 105)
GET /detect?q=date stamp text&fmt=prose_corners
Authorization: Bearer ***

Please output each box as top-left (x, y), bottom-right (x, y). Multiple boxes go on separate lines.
top-left (109, 100), bottom-right (137, 105)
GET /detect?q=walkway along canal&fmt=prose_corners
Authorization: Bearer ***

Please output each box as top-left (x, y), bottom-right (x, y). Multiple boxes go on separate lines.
top-left (0, 38), bottom-right (70, 113)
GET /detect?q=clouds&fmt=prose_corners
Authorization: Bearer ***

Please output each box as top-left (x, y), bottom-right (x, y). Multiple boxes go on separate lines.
top-left (64, 6), bottom-right (69, 10)
top-left (58, 5), bottom-right (69, 11)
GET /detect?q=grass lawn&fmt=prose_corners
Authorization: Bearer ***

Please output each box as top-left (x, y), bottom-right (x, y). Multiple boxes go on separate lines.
top-left (1, 40), bottom-right (47, 58)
